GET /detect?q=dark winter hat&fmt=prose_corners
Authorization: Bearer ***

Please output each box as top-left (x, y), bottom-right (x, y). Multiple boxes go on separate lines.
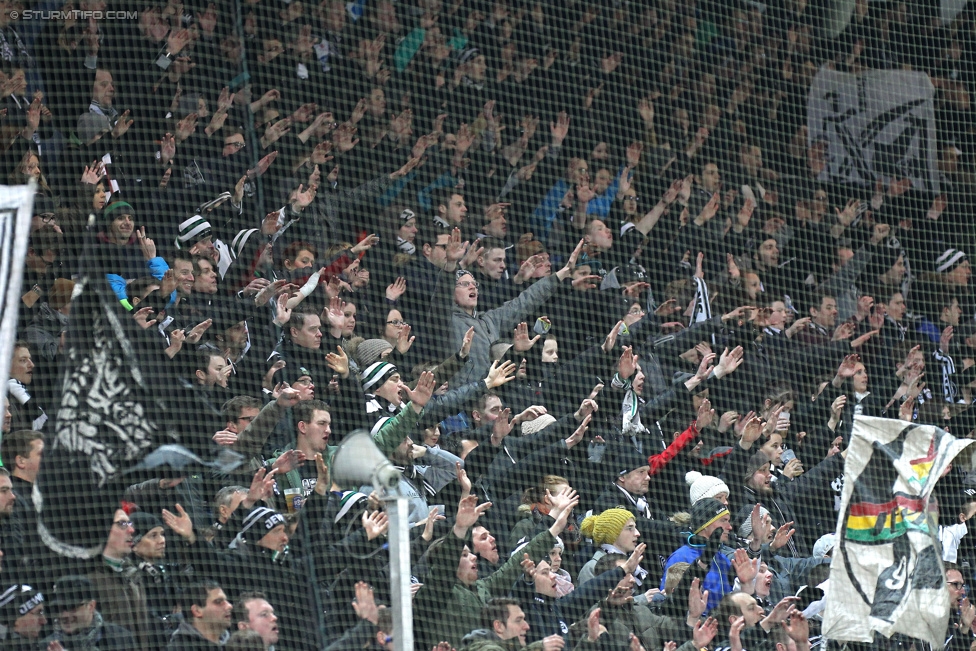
top-left (690, 498), bottom-right (729, 535)
top-left (357, 339), bottom-right (394, 368)
top-left (0, 584), bottom-right (44, 625)
top-left (47, 576), bottom-right (94, 612)
top-left (240, 507), bottom-right (286, 540)
top-left (175, 215), bottom-right (212, 250)
top-left (744, 451), bottom-right (771, 483)
top-left (936, 248), bottom-right (968, 274)
top-left (101, 201), bottom-right (134, 223)
top-left (130, 511), bottom-right (164, 544)
top-left (610, 444), bottom-right (650, 477)
top-left (76, 112), bottom-right (111, 143)
top-left (614, 264), bottom-right (648, 285)
top-left (231, 228), bottom-right (260, 260)
top-left (360, 361), bottom-right (398, 392)
top-left (32, 193), bottom-right (56, 216)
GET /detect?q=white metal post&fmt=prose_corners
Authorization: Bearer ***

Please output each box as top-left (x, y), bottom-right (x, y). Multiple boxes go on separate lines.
top-left (386, 495), bottom-right (413, 651)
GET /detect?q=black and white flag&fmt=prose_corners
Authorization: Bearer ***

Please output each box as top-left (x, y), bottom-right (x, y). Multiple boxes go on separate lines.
top-left (808, 68), bottom-right (942, 193)
top-left (0, 184), bottom-right (35, 450)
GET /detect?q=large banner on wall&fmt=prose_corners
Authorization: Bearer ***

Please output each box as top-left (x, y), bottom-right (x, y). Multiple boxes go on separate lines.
top-left (807, 68), bottom-right (942, 194)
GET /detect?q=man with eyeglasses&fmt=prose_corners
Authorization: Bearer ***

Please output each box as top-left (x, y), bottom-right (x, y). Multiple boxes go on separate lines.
top-left (20, 225), bottom-right (64, 325)
top-left (85, 508), bottom-right (152, 648)
top-left (946, 563), bottom-right (976, 650)
top-left (445, 239), bottom-right (585, 387)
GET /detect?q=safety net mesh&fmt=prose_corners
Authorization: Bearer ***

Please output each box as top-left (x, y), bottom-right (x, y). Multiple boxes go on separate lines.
top-left (2, 0), bottom-right (976, 650)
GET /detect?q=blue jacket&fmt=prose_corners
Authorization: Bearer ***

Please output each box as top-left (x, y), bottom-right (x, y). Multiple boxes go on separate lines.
top-left (529, 167), bottom-right (625, 245)
top-left (661, 544), bottom-right (733, 613)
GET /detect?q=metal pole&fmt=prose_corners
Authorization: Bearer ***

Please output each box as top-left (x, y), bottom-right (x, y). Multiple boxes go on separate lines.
top-left (386, 495), bottom-right (413, 651)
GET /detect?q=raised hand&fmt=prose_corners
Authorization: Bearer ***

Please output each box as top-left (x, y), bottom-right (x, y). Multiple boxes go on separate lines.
top-left (731, 548), bottom-right (758, 587)
top-left (484, 360), bottom-right (517, 389)
top-left (602, 320), bottom-right (625, 354)
top-left (271, 449), bottom-right (307, 474)
top-left (352, 581), bottom-right (379, 624)
top-left (586, 608), bottom-right (607, 642)
top-left (623, 542), bottom-right (647, 575)
top-left (714, 346), bottom-right (744, 379)
top-left (185, 319), bottom-right (212, 344)
top-left (136, 226), bottom-right (157, 261)
top-left (550, 111), bottom-right (570, 144)
top-left (362, 510), bottom-right (390, 540)
top-left (81, 160), bottom-right (105, 185)
top-left (111, 109), bottom-right (133, 139)
top-left (245, 467), bottom-right (278, 508)
top-left (403, 371), bottom-right (436, 411)
top-left (513, 321), bottom-right (540, 352)
top-left (771, 521), bottom-right (796, 550)
top-left (395, 324), bottom-right (415, 354)
top-left (693, 617), bottom-right (718, 649)
top-left (386, 277), bottom-right (407, 301)
top-left (459, 326), bottom-right (475, 358)
top-left (455, 494), bottom-right (491, 533)
top-left (835, 353), bottom-right (860, 380)
top-left (696, 398), bottom-right (715, 429)
top-left (688, 577), bottom-right (709, 619)
top-left (618, 346), bottom-right (638, 379)
top-left (565, 413), bottom-right (591, 449)
top-left (556, 239), bottom-right (586, 281)
top-left (161, 503), bottom-right (195, 542)
top-left (325, 346), bottom-right (349, 378)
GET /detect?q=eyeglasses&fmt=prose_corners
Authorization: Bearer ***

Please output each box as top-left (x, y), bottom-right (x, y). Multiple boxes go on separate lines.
top-left (949, 581), bottom-right (965, 589)
top-left (457, 281), bottom-right (479, 289)
top-left (226, 140), bottom-right (246, 150)
top-left (113, 520), bottom-right (133, 529)
top-left (387, 319), bottom-right (407, 326)
top-left (623, 195), bottom-right (639, 202)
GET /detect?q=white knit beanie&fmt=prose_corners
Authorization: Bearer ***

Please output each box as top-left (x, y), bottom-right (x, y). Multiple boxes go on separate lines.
top-left (520, 413), bottom-right (557, 436)
top-left (686, 471), bottom-right (730, 506)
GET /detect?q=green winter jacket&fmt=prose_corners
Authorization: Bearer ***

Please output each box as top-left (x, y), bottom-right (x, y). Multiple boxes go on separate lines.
top-left (415, 528), bottom-right (557, 648)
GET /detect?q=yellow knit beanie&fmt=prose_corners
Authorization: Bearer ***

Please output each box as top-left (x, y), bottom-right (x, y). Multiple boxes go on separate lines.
top-left (580, 508), bottom-right (634, 546)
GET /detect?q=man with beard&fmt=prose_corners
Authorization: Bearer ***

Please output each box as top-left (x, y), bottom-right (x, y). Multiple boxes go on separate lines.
top-left (360, 423), bottom-right (463, 524)
top-left (661, 498), bottom-right (733, 612)
top-left (733, 452), bottom-right (807, 557)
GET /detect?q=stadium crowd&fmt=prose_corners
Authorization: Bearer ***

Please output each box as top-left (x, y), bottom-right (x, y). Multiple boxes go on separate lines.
top-left (3, 0), bottom-right (976, 649)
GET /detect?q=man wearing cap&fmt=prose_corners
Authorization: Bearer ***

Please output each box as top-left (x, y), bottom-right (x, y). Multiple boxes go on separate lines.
top-left (176, 215), bottom-right (232, 278)
top-left (577, 508), bottom-right (650, 591)
top-left (661, 497), bottom-right (733, 612)
top-left (0, 584), bottom-right (46, 649)
top-left (361, 360), bottom-right (407, 422)
top-left (97, 201), bottom-right (170, 282)
top-left (590, 444), bottom-right (682, 566)
top-left (216, 506), bottom-right (322, 651)
top-left (85, 508), bottom-right (151, 648)
top-left (44, 575), bottom-right (136, 650)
